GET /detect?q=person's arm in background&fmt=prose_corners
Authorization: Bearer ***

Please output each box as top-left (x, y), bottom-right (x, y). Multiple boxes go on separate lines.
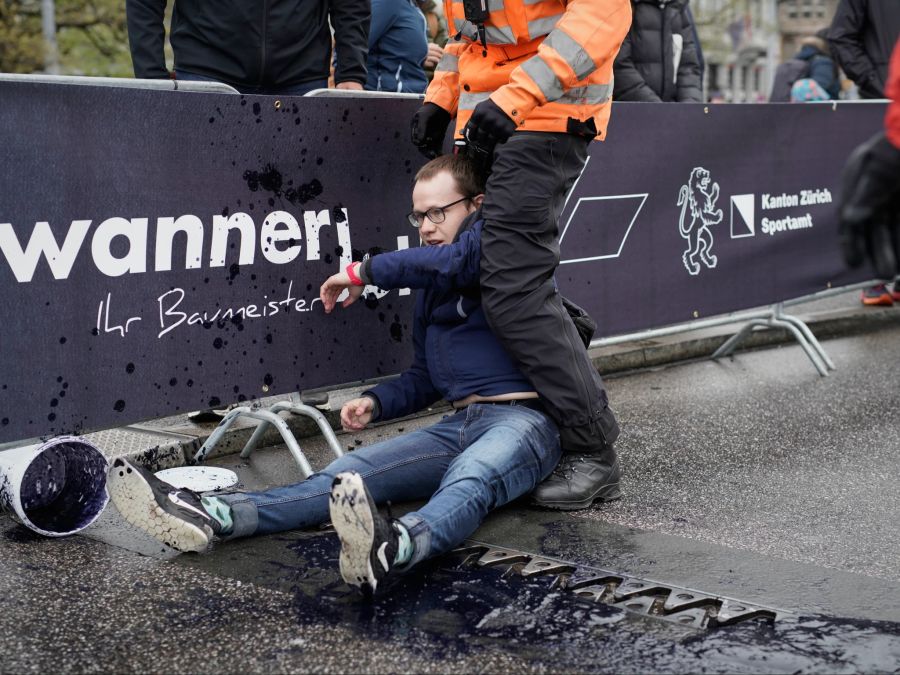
top-left (126, 0), bottom-right (169, 79)
top-left (828, 0), bottom-right (884, 96)
top-left (809, 55), bottom-right (841, 100)
top-left (675, 3), bottom-right (703, 102)
top-left (331, 0), bottom-right (371, 89)
top-left (368, 0), bottom-right (395, 58)
top-left (613, 34), bottom-right (663, 102)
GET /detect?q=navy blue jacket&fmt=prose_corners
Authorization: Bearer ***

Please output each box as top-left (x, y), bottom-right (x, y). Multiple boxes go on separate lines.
top-left (796, 44), bottom-right (841, 100)
top-left (365, 0), bottom-right (429, 94)
top-left (358, 217), bottom-right (533, 420)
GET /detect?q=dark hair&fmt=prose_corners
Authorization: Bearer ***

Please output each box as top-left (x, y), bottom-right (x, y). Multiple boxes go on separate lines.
top-left (414, 154), bottom-right (485, 197)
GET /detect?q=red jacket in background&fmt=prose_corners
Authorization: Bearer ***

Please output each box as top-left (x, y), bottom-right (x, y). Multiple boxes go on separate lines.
top-left (886, 38), bottom-right (900, 149)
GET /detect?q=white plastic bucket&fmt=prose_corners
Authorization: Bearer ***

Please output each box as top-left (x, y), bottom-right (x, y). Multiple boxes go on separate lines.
top-left (0, 436), bottom-right (108, 536)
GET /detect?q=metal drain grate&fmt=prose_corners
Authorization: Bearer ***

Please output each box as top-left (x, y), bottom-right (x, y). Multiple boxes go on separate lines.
top-left (451, 541), bottom-right (792, 629)
top-left (81, 425), bottom-right (196, 469)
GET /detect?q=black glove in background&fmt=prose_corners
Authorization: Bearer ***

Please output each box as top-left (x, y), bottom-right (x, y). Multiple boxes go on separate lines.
top-left (411, 103), bottom-right (452, 158)
top-left (839, 132), bottom-right (900, 278)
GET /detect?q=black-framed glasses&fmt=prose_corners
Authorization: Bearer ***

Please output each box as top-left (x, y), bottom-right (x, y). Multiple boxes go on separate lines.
top-left (406, 196), bottom-right (471, 228)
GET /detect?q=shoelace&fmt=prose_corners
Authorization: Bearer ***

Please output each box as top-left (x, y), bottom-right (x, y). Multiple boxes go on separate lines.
top-left (551, 456), bottom-right (585, 480)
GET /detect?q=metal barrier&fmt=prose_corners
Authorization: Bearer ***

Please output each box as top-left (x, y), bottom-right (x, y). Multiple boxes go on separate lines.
top-left (0, 81), bottom-right (886, 451)
top-left (0, 73), bottom-right (240, 94)
top-left (590, 280), bottom-right (877, 377)
top-left (193, 396), bottom-right (344, 476)
top-left (303, 88), bottom-right (424, 99)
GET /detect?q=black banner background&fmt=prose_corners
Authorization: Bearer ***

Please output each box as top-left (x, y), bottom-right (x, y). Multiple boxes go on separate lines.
top-left (0, 83), bottom-right (885, 442)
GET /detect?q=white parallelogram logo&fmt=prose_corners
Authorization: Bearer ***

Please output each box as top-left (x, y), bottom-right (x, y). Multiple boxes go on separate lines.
top-left (730, 194), bottom-right (755, 238)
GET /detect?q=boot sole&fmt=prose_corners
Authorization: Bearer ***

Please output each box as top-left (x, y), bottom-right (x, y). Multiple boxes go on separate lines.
top-left (329, 472), bottom-right (380, 593)
top-left (531, 483), bottom-right (622, 511)
top-left (107, 459), bottom-right (210, 553)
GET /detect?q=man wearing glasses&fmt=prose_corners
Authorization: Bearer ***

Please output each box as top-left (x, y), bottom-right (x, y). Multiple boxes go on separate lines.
top-left (108, 154), bottom-right (562, 596)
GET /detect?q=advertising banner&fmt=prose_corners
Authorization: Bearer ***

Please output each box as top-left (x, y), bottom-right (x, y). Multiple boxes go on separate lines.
top-left (0, 82), bottom-right (885, 443)
top-left (556, 101), bottom-right (881, 336)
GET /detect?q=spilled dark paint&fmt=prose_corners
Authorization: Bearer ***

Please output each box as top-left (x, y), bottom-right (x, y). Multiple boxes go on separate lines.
top-left (254, 532), bottom-right (900, 673)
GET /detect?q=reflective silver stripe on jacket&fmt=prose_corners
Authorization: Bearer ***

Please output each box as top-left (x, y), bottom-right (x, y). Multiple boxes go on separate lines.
top-left (521, 56), bottom-right (564, 101)
top-left (452, 18), bottom-right (516, 44)
top-left (544, 30), bottom-right (596, 80)
top-left (436, 52), bottom-right (459, 73)
top-left (459, 91), bottom-right (493, 109)
top-left (452, 0), bottom-right (505, 11)
top-left (527, 14), bottom-right (562, 39)
top-left (558, 83), bottom-right (612, 105)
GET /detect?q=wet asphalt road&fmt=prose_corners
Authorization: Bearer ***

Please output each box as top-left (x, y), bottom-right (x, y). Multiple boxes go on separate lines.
top-left (2, 323), bottom-right (900, 672)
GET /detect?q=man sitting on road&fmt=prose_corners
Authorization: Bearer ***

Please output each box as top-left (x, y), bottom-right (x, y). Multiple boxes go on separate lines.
top-left (108, 154), bottom-right (569, 595)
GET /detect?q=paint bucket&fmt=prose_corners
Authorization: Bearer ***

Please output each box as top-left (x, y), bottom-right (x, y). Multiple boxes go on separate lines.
top-left (0, 436), bottom-right (109, 536)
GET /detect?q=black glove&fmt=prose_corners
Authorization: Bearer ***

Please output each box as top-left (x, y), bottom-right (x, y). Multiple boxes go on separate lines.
top-left (463, 98), bottom-right (517, 155)
top-left (411, 103), bottom-right (452, 159)
top-left (839, 132), bottom-right (900, 278)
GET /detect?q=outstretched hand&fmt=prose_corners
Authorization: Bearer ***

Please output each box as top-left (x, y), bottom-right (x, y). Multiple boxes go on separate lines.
top-left (341, 397), bottom-right (374, 431)
top-left (320, 269), bottom-right (364, 313)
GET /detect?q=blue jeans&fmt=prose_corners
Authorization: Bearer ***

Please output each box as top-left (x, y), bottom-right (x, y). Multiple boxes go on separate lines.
top-left (219, 403), bottom-right (561, 567)
top-left (174, 70), bottom-right (327, 96)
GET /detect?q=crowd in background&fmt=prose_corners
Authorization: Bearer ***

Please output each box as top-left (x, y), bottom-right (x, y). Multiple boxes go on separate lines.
top-left (123, 0), bottom-right (899, 104)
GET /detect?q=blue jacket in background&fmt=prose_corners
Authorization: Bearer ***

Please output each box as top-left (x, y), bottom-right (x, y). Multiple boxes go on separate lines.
top-left (365, 0), bottom-right (429, 94)
top-left (359, 217), bottom-right (533, 420)
top-left (796, 44), bottom-right (841, 100)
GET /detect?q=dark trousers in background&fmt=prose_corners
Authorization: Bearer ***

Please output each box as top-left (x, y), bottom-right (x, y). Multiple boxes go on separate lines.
top-left (480, 131), bottom-right (619, 455)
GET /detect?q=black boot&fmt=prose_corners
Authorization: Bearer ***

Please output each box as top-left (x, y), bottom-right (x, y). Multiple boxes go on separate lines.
top-left (530, 450), bottom-right (621, 510)
top-left (532, 405), bottom-right (622, 510)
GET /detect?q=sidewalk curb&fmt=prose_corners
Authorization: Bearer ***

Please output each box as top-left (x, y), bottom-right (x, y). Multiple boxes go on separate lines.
top-left (100, 305), bottom-right (900, 472)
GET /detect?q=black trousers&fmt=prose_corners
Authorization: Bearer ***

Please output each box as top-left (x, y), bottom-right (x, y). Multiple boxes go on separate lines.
top-left (480, 132), bottom-right (619, 454)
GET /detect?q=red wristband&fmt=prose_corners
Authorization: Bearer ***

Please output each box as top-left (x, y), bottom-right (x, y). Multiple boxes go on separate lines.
top-left (345, 262), bottom-right (364, 287)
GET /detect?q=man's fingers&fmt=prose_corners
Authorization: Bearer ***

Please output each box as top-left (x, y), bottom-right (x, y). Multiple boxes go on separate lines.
top-left (341, 286), bottom-right (364, 309)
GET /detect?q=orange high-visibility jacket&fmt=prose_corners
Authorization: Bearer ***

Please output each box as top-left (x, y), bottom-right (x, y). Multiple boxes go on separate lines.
top-left (425, 0), bottom-right (632, 139)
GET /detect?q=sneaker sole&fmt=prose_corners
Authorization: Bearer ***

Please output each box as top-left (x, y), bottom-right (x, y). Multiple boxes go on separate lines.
top-left (107, 459), bottom-right (210, 553)
top-left (861, 294), bottom-right (893, 306)
top-left (329, 472), bottom-right (379, 593)
top-left (531, 482), bottom-right (623, 511)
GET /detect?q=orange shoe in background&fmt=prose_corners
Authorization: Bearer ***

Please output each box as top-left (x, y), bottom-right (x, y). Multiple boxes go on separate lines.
top-left (861, 284), bottom-right (894, 306)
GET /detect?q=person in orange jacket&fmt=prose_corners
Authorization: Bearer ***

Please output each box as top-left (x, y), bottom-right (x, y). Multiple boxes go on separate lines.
top-left (840, 37), bottom-right (900, 281)
top-left (410, 0), bottom-right (632, 510)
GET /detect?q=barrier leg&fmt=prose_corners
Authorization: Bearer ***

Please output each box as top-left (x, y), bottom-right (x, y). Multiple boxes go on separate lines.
top-left (768, 318), bottom-right (829, 377)
top-left (194, 406), bottom-right (254, 463)
top-left (240, 418), bottom-right (271, 459)
top-left (275, 402), bottom-right (344, 459)
top-left (241, 401), bottom-right (344, 461)
top-left (243, 410), bottom-right (315, 478)
top-left (712, 320), bottom-right (768, 359)
top-left (775, 307), bottom-right (836, 371)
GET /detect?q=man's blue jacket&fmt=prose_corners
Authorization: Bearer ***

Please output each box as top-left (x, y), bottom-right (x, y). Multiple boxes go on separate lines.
top-left (357, 216), bottom-right (533, 420)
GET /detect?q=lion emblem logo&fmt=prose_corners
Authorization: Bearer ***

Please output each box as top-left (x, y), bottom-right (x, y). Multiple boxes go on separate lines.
top-left (677, 167), bottom-right (723, 275)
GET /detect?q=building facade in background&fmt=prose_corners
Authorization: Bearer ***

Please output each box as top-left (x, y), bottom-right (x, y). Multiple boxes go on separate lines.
top-left (693, 0), bottom-right (839, 102)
